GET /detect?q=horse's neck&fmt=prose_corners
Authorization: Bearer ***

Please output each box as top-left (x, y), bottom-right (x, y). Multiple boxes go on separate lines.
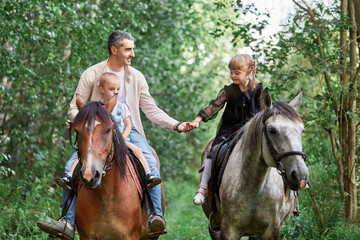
top-left (98, 162), bottom-right (129, 201)
top-left (227, 137), bottom-right (269, 190)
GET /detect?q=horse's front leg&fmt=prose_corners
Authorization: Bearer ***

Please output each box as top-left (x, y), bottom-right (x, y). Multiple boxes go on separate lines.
top-left (261, 225), bottom-right (280, 240)
top-left (220, 218), bottom-right (241, 240)
top-left (270, 226), bottom-right (280, 240)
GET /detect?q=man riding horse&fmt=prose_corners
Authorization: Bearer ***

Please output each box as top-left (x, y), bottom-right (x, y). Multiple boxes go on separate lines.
top-left (37, 30), bottom-right (195, 239)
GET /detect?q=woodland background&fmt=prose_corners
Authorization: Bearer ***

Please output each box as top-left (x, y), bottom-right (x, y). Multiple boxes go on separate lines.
top-left (1, 0), bottom-right (359, 239)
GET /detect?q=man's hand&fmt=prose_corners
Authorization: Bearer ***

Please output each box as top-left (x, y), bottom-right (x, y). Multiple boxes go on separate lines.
top-left (176, 122), bottom-right (198, 132)
top-left (66, 119), bottom-right (71, 129)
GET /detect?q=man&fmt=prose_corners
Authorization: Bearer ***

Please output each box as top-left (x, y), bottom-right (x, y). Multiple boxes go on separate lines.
top-left (37, 30), bottom-right (195, 239)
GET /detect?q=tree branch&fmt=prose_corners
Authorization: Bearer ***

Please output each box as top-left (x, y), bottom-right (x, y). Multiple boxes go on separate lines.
top-left (292, 0), bottom-right (339, 117)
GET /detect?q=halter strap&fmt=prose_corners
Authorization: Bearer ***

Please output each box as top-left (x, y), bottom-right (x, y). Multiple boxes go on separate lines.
top-left (102, 124), bottom-right (119, 176)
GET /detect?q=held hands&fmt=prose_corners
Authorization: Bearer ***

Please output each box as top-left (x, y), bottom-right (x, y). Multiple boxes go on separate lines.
top-left (176, 122), bottom-right (197, 132)
top-left (175, 118), bottom-right (201, 133)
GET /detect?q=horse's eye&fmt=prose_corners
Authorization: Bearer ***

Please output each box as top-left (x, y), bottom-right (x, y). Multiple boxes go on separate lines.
top-left (268, 128), bottom-right (276, 134)
top-left (105, 128), bottom-right (111, 135)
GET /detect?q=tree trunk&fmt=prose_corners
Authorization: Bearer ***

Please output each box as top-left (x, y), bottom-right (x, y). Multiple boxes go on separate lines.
top-left (338, 0), bottom-right (348, 206)
top-left (343, 0), bottom-right (358, 222)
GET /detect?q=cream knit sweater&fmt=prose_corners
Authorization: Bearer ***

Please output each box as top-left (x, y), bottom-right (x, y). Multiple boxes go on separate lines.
top-left (68, 60), bottom-right (178, 139)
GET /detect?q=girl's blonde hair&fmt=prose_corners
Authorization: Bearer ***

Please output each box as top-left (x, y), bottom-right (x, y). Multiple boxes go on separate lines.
top-left (228, 54), bottom-right (258, 89)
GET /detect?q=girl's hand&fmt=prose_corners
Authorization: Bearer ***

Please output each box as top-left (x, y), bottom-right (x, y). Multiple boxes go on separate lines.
top-left (190, 121), bottom-right (199, 128)
top-left (189, 116), bottom-right (202, 129)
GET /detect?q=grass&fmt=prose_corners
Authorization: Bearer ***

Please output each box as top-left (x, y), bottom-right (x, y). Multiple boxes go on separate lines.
top-left (3, 171), bottom-right (360, 239)
top-left (161, 179), bottom-right (209, 239)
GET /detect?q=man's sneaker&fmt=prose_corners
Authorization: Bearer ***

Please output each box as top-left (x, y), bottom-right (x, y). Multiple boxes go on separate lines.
top-left (148, 214), bottom-right (167, 238)
top-left (37, 220), bottom-right (75, 240)
top-left (146, 174), bottom-right (162, 188)
top-left (56, 177), bottom-right (72, 191)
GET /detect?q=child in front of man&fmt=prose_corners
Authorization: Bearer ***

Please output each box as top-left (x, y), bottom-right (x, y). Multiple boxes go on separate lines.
top-left (56, 72), bottom-right (161, 190)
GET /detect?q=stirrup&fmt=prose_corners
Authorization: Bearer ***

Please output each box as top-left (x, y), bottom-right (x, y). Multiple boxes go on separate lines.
top-left (148, 213), bottom-right (167, 238)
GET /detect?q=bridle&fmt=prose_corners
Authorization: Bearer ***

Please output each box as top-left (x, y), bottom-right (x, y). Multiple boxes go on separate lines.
top-left (262, 112), bottom-right (306, 216)
top-left (68, 121), bottom-right (120, 177)
top-left (262, 112), bottom-right (306, 178)
top-left (102, 123), bottom-right (121, 176)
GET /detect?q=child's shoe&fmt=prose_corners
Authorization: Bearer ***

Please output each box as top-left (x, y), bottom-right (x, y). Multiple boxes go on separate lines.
top-left (56, 176), bottom-right (72, 191)
top-left (193, 185), bottom-right (208, 205)
top-left (147, 174), bottom-right (162, 188)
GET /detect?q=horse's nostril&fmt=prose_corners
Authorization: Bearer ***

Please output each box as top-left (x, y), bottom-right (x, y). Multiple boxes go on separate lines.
top-left (94, 170), bottom-right (101, 181)
top-left (291, 170), bottom-right (298, 181)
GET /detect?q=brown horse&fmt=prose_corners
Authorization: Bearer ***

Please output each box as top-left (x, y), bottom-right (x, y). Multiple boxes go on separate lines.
top-left (72, 95), bottom-right (164, 240)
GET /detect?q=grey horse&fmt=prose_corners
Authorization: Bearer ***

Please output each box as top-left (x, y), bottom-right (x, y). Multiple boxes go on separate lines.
top-left (201, 88), bottom-right (309, 240)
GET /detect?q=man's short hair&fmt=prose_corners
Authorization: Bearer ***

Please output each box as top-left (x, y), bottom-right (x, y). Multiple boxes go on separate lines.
top-left (108, 30), bottom-right (134, 55)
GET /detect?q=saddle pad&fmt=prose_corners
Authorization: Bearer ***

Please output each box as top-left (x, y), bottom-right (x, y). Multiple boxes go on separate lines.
top-left (126, 152), bottom-right (146, 200)
top-left (210, 131), bottom-right (244, 197)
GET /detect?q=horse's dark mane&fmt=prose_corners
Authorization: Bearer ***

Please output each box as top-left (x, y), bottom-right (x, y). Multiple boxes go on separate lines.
top-left (72, 101), bottom-right (128, 178)
top-left (241, 101), bottom-right (302, 159)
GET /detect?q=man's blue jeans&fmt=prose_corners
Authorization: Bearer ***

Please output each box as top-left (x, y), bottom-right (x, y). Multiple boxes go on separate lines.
top-left (62, 130), bottom-right (162, 225)
top-left (62, 150), bottom-right (78, 226)
top-left (127, 129), bottom-right (162, 216)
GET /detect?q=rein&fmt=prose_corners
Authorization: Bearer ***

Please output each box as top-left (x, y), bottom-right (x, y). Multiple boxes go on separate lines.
top-left (102, 124), bottom-right (120, 176)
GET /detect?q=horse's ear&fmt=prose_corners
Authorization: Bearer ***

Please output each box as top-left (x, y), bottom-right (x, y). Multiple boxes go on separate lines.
top-left (261, 87), bottom-right (272, 111)
top-left (76, 94), bottom-right (85, 110)
top-left (104, 94), bottom-right (118, 113)
top-left (289, 89), bottom-right (303, 111)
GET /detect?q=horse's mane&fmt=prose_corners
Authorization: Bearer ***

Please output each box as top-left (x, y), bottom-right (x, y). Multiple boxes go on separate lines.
top-left (240, 101), bottom-right (302, 160)
top-left (72, 101), bottom-right (128, 178)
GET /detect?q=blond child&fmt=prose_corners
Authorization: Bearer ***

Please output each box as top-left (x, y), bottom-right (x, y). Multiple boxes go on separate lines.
top-left (56, 73), bottom-right (161, 190)
top-left (192, 54), bottom-right (263, 205)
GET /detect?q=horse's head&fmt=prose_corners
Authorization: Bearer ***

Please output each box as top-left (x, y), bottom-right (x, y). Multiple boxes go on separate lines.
top-left (261, 88), bottom-right (309, 191)
top-left (72, 95), bottom-right (126, 189)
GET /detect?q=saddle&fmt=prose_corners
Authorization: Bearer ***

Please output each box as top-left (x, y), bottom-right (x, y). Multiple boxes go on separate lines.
top-left (208, 131), bottom-right (244, 198)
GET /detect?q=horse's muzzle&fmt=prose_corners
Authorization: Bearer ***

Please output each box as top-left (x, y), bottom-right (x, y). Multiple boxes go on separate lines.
top-left (80, 166), bottom-right (102, 190)
top-left (285, 160), bottom-right (309, 191)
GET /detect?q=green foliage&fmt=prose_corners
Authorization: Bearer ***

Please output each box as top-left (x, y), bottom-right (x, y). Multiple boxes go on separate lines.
top-left (211, 0), bottom-right (360, 238)
top-left (0, 0), bottom-right (238, 238)
top-left (2, 0), bottom-right (358, 238)
top-left (162, 179), bottom-right (209, 239)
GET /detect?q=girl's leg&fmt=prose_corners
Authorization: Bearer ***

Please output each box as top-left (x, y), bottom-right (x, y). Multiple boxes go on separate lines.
top-left (193, 158), bottom-right (212, 205)
top-left (193, 143), bottom-right (219, 205)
